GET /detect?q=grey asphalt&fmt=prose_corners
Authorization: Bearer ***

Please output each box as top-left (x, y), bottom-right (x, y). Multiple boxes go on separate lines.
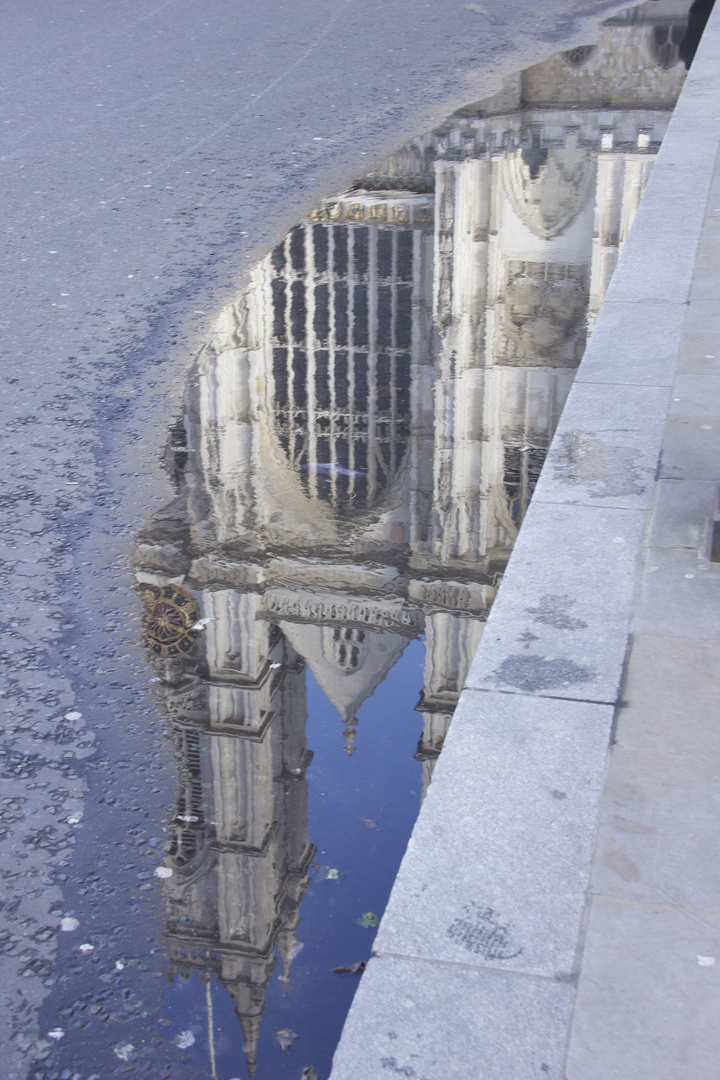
top-left (0, 1), bottom-right (661, 1076)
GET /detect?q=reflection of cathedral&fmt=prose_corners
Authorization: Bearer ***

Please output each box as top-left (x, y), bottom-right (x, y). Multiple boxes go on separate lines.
top-left (134, 6), bottom-right (688, 1074)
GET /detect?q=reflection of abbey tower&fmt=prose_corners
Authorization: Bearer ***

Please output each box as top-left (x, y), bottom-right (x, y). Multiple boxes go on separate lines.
top-left (150, 605), bottom-right (314, 1078)
top-left (135, 7), bottom-right (689, 1073)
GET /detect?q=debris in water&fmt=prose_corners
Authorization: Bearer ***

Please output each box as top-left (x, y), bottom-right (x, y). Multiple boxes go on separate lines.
top-left (173, 1030), bottom-right (196, 1048)
top-left (48, 1028), bottom-right (64, 1040)
top-left (79, 943), bottom-right (94, 953)
top-left (332, 961), bottom-right (366, 974)
top-left (301, 462), bottom-right (366, 477)
top-left (301, 1069), bottom-right (319, 1080)
top-left (275, 1028), bottom-right (299, 1052)
top-left (357, 912), bottom-right (378, 929)
top-left (114, 1042), bottom-right (135, 1062)
top-left (362, 818), bottom-right (379, 830)
top-left (313, 864), bottom-right (345, 881)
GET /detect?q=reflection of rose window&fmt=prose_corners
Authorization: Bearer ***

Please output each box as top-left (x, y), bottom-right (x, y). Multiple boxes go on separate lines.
top-left (148, 601), bottom-right (185, 642)
top-left (269, 222), bottom-right (417, 511)
top-left (138, 584), bottom-right (200, 658)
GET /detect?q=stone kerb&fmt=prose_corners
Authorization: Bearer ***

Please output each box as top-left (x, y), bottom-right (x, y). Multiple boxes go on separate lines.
top-left (329, 7), bottom-right (720, 1078)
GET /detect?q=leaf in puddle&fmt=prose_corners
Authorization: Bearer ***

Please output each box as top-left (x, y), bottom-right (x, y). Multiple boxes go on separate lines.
top-left (275, 1028), bottom-right (299, 1052)
top-left (332, 961), bottom-right (366, 974)
top-left (357, 912), bottom-right (378, 929)
top-left (301, 1069), bottom-right (318, 1080)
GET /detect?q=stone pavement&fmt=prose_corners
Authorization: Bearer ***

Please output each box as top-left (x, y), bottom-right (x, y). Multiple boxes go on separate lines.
top-left (330, 5), bottom-right (720, 1078)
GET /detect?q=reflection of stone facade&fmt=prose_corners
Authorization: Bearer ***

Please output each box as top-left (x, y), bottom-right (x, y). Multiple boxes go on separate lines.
top-left (135, 10), bottom-right (688, 1073)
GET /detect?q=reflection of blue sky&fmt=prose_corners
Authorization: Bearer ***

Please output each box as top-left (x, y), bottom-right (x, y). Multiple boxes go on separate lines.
top-left (160, 639), bottom-right (425, 1080)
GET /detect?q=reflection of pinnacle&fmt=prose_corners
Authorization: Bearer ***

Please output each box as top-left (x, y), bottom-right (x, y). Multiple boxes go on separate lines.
top-left (343, 717), bottom-right (358, 756)
top-left (276, 924), bottom-right (298, 990)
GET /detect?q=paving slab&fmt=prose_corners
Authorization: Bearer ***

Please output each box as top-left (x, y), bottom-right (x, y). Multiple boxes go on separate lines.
top-left (673, 371), bottom-right (720, 421)
top-left (373, 690), bottom-right (613, 978)
top-left (657, 416), bottom-right (720, 480)
top-left (466, 503), bottom-right (645, 703)
top-left (677, 331), bottom-right (720, 378)
top-left (567, 899), bottom-right (720, 1080)
top-left (532, 382), bottom-right (671, 510)
top-left (647, 478), bottom-right (716, 549)
top-left (635, 546), bottom-right (720, 639)
top-left (613, 635), bottom-right (720, 757)
top-left (660, 373), bottom-right (720, 480)
top-left (591, 746), bottom-right (720, 909)
top-left (683, 296), bottom-right (720, 334)
top-left (331, 955), bottom-right (572, 1080)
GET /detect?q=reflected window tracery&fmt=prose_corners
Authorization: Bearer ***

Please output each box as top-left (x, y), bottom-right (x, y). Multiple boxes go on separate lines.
top-left (269, 218), bottom-right (427, 511)
top-left (651, 22), bottom-right (686, 67)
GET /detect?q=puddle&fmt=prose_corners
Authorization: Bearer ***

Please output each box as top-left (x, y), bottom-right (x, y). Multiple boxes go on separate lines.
top-left (28, 4), bottom-right (693, 1078)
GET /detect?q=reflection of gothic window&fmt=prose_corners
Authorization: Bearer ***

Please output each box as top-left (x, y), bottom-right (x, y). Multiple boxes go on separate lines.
top-left (504, 446), bottom-right (547, 524)
top-left (650, 23), bottom-right (685, 69)
top-left (168, 727), bottom-right (205, 867)
top-left (269, 221), bottom-right (422, 511)
top-left (330, 627), bottom-right (366, 672)
top-left (561, 45), bottom-right (596, 67)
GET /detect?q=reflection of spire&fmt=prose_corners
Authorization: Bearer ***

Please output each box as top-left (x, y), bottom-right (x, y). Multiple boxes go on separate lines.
top-left (279, 621), bottom-right (409, 725)
top-left (240, 1014), bottom-right (261, 1080)
top-left (343, 716), bottom-right (358, 756)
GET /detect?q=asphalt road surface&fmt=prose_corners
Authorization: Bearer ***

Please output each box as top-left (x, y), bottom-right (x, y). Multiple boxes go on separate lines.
top-left (0, 1), bottom-right (640, 1076)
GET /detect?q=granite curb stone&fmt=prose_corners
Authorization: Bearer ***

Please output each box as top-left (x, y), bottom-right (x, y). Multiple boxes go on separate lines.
top-left (466, 502), bottom-right (645, 703)
top-left (577, 300), bottom-right (686, 387)
top-left (532, 382), bottom-right (672, 510)
top-left (373, 690), bottom-right (614, 977)
top-left (331, 955), bottom-right (573, 1080)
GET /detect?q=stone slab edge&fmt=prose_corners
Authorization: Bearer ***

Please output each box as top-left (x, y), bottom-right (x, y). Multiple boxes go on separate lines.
top-left (329, 8), bottom-right (720, 1078)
